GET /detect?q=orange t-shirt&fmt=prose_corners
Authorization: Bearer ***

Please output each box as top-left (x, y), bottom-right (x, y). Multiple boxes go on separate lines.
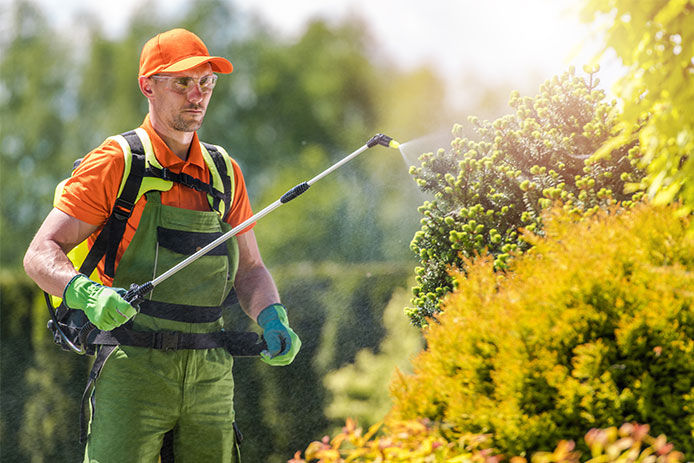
top-left (56, 115), bottom-right (255, 285)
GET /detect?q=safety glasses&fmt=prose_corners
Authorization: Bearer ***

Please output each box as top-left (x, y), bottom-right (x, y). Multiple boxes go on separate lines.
top-left (150, 74), bottom-right (218, 94)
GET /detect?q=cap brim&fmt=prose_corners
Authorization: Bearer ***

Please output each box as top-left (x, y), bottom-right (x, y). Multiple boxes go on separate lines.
top-left (151, 56), bottom-right (233, 76)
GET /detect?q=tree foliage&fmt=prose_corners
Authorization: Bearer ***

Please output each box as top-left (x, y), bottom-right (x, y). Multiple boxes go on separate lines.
top-left (0, 2), bottom-right (72, 266)
top-left (391, 203), bottom-right (694, 458)
top-left (580, 0), bottom-right (694, 214)
top-left (1, 2), bottom-right (429, 461)
top-left (407, 68), bottom-right (645, 326)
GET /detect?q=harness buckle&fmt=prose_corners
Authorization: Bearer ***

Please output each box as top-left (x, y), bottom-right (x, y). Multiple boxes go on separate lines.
top-left (153, 331), bottom-right (181, 351)
top-left (112, 198), bottom-right (135, 221)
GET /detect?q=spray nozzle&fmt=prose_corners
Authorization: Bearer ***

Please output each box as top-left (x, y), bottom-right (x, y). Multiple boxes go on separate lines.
top-left (367, 133), bottom-right (400, 149)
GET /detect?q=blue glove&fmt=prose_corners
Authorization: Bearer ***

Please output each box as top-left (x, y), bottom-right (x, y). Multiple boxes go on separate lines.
top-left (257, 303), bottom-right (301, 366)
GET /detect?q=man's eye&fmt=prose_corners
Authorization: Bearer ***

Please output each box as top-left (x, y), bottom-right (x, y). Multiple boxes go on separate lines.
top-left (174, 78), bottom-right (192, 88)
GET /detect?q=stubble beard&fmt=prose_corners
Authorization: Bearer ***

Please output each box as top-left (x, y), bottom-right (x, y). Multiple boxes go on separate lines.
top-left (172, 106), bottom-right (206, 132)
top-left (172, 114), bottom-right (204, 132)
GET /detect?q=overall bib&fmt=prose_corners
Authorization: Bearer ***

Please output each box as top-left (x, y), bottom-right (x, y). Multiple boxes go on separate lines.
top-left (84, 191), bottom-right (240, 463)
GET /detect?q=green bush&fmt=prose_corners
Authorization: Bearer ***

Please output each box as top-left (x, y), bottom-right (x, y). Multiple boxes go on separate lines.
top-left (408, 67), bottom-right (645, 326)
top-left (391, 203), bottom-right (694, 458)
top-left (0, 270), bottom-right (90, 462)
top-left (323, 286), bottom-right (423, 431)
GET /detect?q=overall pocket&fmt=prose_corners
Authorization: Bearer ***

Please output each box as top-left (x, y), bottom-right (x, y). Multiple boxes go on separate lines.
top-left (151, 226), bottom-right (230, 307)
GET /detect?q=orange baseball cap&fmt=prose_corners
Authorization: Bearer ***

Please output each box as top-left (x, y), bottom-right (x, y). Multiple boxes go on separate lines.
top-left (139, 28), bottom-right (233, 77)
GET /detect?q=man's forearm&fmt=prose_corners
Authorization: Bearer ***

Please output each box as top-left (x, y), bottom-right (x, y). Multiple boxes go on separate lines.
top-left (24, 238), bottom-right (79, 297)
top-left (23, 208), bottom-right (97, 297)
top-left (234, 264), bottom-right (280, 322)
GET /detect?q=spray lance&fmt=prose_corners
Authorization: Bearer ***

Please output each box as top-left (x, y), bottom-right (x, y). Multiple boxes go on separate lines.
top-left (119, 133), bottom-right (399, 305)
top-left (50, 134), bottom-right (400, 355)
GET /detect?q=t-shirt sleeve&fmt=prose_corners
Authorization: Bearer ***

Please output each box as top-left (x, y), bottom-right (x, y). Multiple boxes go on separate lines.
top-left (55, 139), bottom-right (125, 227)
top-left (226, 157), bottom-right (255, 233)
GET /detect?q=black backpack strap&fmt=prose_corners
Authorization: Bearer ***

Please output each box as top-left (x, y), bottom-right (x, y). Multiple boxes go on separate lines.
top-left (79, 130), bottom-right (145, 278)
top-left (91, 328), bottom-right (266, 356)
top-left (145, 165), bottom-right (225, 202)
top-left (202, 142), bottom-right (233, 222)
top-left (79, 345), bottom-right (118, 443)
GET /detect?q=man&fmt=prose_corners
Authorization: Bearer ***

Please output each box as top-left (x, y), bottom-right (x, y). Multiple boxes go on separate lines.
top-left (23, 28), bottom-right (300, 462)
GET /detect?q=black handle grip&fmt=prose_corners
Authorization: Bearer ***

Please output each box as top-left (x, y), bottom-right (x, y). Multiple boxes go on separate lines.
top-left (280, 182), bottom-right (310, 203)
top-left (124, 281), bottom-right (154, 305)
top-left (225, 331), bottom-right (268, 357)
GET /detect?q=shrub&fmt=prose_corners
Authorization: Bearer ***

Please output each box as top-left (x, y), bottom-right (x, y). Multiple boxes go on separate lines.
top-left (391, 203), bottom-right (694, 458)
top-left (408, 67), bottom-right (645, 326)
top-left (290, 419), bottom-right (686, 462)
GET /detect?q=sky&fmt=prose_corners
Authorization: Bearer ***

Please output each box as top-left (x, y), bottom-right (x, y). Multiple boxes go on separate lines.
top-left (20, 0), bottom-right (620, 109)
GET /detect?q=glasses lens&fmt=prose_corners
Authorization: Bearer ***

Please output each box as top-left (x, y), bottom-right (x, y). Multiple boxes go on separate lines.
top-left (199, 75), bottom-right (218, 91)
top-left (152, 74), bottom-right (218, 93)
top-left (173, 77), bottom-right (193, 92)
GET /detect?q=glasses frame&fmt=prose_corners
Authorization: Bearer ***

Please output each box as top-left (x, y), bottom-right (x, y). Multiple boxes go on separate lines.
top-left (149, 73), bottom-right (219, 94)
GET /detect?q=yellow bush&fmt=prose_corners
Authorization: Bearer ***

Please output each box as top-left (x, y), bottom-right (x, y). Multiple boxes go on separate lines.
top-left (290, 419), bottom-right (685, 462)
top-left (390, 203), bottom-right (694, 458)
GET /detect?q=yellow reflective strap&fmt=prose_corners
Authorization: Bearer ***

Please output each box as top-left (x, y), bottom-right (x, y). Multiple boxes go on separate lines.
top-left (199, 143), bottom-right (235, 219)
top-left (131, 128), bottom-right (172, 202)
top-left (136, 127), bottom-right (160, 168)
top-left (200, 143), bottom-right (223, 192)
top-left (107, 135), bottom-right (133, 198)
top-left (212, 144), bottom-right (235, 203)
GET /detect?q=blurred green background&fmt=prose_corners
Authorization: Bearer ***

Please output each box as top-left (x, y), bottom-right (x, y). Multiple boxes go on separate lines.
top-left (0, 0), bottom-right (595, 461)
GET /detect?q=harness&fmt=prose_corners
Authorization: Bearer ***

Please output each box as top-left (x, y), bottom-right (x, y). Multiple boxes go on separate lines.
top-left (44, 129), bottom-right (265, 443)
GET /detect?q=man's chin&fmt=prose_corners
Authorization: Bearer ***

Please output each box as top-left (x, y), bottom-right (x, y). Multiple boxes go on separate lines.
top-left (173, 116), bottom-right (204, 133)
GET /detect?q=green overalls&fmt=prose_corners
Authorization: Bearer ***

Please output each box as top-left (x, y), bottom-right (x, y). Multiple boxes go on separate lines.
top-left (82, 130), bottom-right (242, 462)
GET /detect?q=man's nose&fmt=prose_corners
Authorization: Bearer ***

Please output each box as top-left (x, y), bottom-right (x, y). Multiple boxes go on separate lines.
top-left (187, 84), bottom-right (204, 103)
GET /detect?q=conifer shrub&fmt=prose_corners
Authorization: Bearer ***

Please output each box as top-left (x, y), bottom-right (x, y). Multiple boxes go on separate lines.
top-left (391, 204), bottom-right (694, 458)
top-left (408, 67), bottom-right (645, 326)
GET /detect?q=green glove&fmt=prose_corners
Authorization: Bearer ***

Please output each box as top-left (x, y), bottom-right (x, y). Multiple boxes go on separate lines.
top-left (63, 274), bottom-right (137, 331)
top-left (257, 303), bottom-right (301, 366)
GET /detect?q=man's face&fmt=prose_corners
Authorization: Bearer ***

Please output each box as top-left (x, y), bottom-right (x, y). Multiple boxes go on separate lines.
top-left (148, 63), bottom-right (216, 133)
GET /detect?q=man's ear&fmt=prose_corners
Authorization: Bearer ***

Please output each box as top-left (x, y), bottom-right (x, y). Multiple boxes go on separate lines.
top-left (139, 76), bottom-right (154, 98)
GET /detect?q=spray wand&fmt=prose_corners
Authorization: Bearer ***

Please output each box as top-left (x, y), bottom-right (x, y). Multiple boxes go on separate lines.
top-left (123, 133), bottom-right (400, 303)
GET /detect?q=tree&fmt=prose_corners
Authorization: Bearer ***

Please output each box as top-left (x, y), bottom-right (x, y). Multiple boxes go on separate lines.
top-left (581, 0), bottom-right (694, 214)
top-left (407, 68), bottom-right (644, 326)
top-left (0, 1), bottom-right (72, 267)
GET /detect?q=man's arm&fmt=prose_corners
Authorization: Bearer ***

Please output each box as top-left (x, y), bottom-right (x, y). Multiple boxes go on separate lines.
top-left (233, 229), bottom-right (281, 322)
top-left (234, 229), bottom-right (301, 364)
top-left (24, 208), bottom-right (99, 296)
top-left (24, 208), bottom-right (138, 331)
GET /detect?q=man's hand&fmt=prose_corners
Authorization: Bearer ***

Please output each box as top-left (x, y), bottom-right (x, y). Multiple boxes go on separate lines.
top-left (257, 303), bottom-right (301, 366)
top-left (63, 274), bottom-right (137, 331)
